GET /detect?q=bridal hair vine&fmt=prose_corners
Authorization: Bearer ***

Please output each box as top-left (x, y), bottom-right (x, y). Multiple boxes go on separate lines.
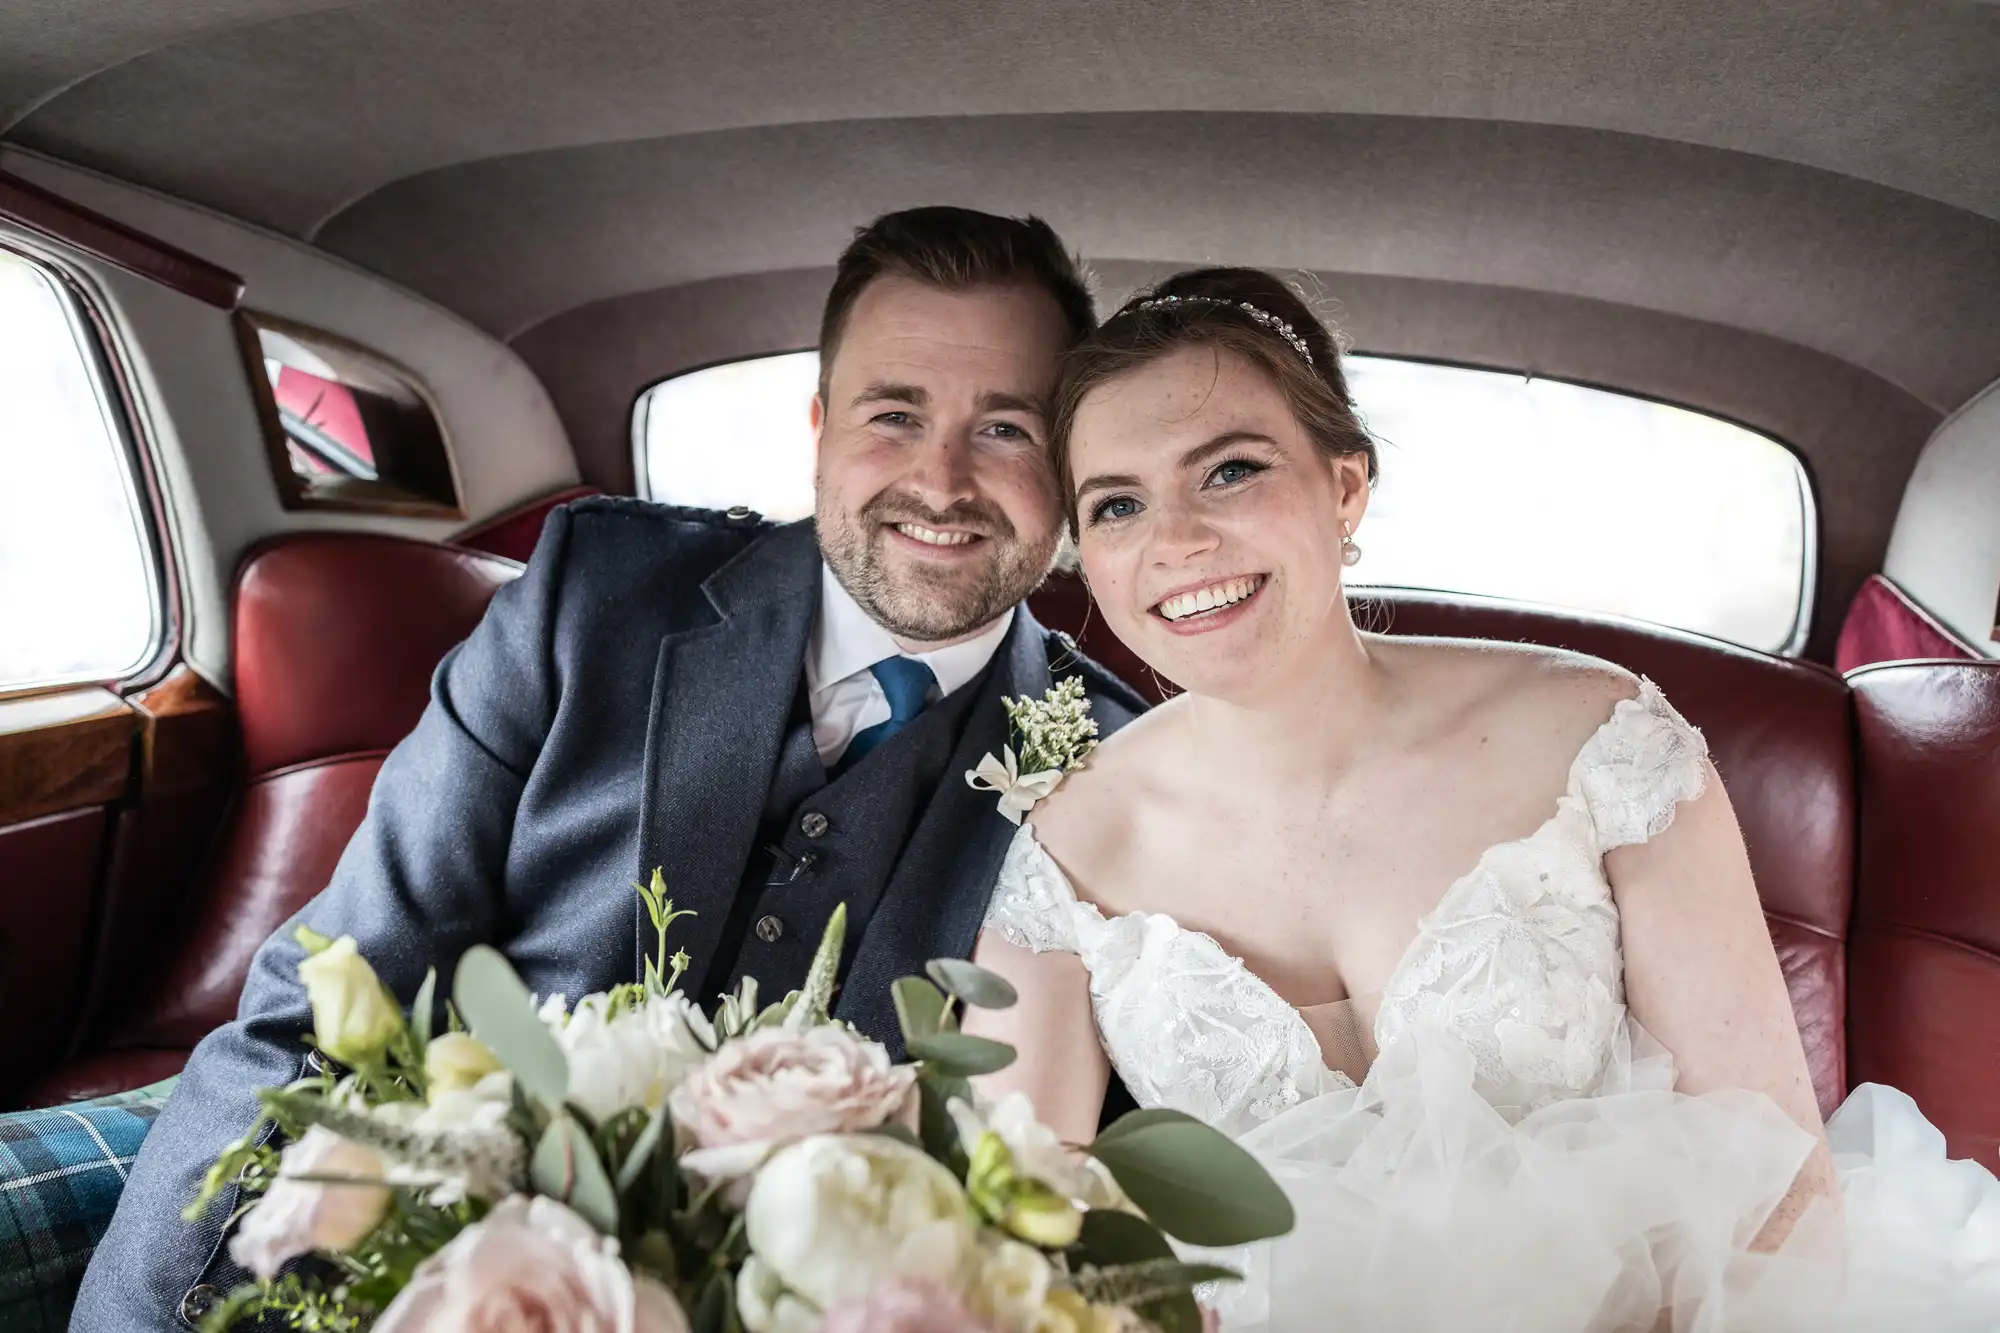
top-left (1131, 294), bottom-right (1315, 366)
top-left (966, 676), bottom-right (1100, 825)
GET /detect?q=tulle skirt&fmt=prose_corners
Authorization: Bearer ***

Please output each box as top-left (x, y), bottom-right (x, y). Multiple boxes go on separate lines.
top-left (1197, 1022), bottom-right (2000, 1331)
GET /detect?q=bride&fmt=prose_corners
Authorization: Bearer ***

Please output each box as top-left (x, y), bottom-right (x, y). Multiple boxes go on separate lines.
top-left (961, 268), bottom-right (2000, 1330)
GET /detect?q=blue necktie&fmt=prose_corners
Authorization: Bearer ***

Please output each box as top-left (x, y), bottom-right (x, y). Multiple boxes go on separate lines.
top-left (836, 657), bottom-right (936, 774)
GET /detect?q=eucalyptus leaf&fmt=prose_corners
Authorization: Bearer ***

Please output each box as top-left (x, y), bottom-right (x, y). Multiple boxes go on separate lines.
top-left (409, 967), bottom-right (438, 1056)
top-left (1090, 1106), bottom-right (1196, 1148)
top-left (906, 1031), bottom-right (1016, 1076)
top-left (925, 958), bottom-right (1018, 1010)
top-left (917, 1074), bottom-right (971, 1173)
top-left (454, 945), bottom-right (568, 1111)
top-left (532, 1115), bottom-right (619, 1234)
top-left (1069, 1211), bottom-right (1202, 1333)
top-left (891, 977), bottom-right (947, 1044)
top-left (616, 1106), bottom-right (671, 1196)
top-left (1086, 1112), bottom-right (1294, 1247)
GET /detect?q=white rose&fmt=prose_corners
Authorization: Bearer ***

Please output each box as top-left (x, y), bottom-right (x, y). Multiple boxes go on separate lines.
top-left (540, 990), bottom-right (711, 1123)
top-left (298, 935), bottom-right (405, 1066)
top-left (370, 1075), bottom-right (524, 1204)
top-left (949, 1093), bottom-right (1125, 1208)
top-left (735, 1256), bottom-right (820, 1333)
top-left (968, 1238), bottom-right (1053, 1333)
top-left (373, 1196), bottom-right (688, 1333)
top-left (740, 1135), bottom-right (977, 1325)
top-left (229, 1126), bottom-right (392, 1279)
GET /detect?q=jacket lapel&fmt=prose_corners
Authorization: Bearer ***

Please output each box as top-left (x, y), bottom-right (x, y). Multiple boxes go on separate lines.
top-left (838, 608), bottom-right (1053, 1053)
top-left (636, 521), bottom-right (819, 984)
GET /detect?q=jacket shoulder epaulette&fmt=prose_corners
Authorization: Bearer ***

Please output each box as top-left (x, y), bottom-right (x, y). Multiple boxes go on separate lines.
top-left (1041, 627), bottom-right (1151, 714)
top-left (564, 495), bottom-right (775, 532)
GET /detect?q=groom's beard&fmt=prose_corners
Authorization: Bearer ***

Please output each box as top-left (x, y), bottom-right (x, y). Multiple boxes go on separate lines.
top-left (817, 492), bottom-right (1055, 643)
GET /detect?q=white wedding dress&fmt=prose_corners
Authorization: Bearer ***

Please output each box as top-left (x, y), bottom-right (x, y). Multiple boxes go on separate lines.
top-left (984, 680), bottom-right (2000, 1330)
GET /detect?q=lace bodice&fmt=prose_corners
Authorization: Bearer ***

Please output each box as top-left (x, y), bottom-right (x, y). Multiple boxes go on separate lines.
top-left (982, 679), bottom-right (1709, 1138)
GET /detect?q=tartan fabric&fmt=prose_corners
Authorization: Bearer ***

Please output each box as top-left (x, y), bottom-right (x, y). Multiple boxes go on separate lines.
top-left (0, 1079), bottom-right (177, 1333)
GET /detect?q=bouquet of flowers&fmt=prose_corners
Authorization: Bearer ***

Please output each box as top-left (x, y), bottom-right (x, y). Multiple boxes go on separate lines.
top-left (186, 873), bottom-right (1293, 1332)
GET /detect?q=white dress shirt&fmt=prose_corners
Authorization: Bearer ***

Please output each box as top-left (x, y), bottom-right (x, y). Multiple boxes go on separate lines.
top-left (805, 563), bottom-right (1014, 767)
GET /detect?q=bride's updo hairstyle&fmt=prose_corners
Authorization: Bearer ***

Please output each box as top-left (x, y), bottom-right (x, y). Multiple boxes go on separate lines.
top-left (1049, 267), bottom-right (1377, 528)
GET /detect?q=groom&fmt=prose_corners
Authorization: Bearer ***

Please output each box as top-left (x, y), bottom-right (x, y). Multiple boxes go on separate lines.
top-left (74, 206), bottom-right (1145, 1330)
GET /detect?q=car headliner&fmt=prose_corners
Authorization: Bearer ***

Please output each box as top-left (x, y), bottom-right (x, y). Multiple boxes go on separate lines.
top-left (2, 0), bottom-right (1996, 658)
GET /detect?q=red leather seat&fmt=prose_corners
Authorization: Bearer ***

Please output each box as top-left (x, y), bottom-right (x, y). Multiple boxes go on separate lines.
top-left (454, 484), bottom-right (599, 563)
top-left (1846, 661), bottom-right (2000, 1163)
top-left (24, 534), bottom-right (519, 1106)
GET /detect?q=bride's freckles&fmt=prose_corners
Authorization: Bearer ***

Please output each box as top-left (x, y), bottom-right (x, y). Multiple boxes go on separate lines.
top-left (1069, 346), bottom-right (1355, 700)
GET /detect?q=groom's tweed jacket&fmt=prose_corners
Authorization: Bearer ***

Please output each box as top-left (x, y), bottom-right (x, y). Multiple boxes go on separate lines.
top-left (70, 500), bottom-right (1143, 1331)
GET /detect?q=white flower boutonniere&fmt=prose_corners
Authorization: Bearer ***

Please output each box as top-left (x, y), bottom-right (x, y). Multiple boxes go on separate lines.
top-left (966, 676), bottom-right (1099, 824)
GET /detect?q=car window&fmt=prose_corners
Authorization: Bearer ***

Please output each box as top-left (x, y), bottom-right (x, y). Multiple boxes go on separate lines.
top-left (0, 248), bottom-right (161, 693)
top-left (634, 350), bottom-right (1813, 653)
top-left (242, 313), bottom-right (462, 517)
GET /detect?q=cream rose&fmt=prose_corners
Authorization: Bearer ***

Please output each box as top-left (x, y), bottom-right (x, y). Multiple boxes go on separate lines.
top-left (298, 934), bottom-right (405, 1066)
top-left (674, 1026), bottom-right (916, 1182)
top-left (425, 1033), bottom-right (504, 1096)
top-left (373, 1196), bottom-right (688, 1333)
top-left (228, 1126), bottom-right (392, 1279)
top-left (540, 990), bottom-right (712, 1123)
top-left (740, 1135), bottom-right (977, 1326)
top-left (967, 1238), bottom-right (1053, 1333)
top-left (949, 1093), bottom-right (1126, 1210)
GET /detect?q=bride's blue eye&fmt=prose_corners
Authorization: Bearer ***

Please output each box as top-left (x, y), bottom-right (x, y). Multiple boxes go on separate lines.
top-left (1089, 494), bottom-right (1143, 524)
top-left (1204, 458), bottom-right (1264, 489)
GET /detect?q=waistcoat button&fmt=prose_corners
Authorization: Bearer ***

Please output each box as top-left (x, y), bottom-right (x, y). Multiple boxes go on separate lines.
top-left (180, 1285), bottom-right (220, 1326)
top-left (755, 914), bottom-right (784, 943)
top-left (800, 811), bottom-right (829, 838)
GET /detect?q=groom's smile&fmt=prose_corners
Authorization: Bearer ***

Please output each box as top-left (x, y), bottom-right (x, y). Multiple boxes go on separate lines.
top-left (813, 275), bottom-right (1069, 650)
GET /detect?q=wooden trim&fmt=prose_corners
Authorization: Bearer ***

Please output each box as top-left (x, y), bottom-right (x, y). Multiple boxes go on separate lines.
top-left (0, 170), bottom-right (243, 311)
top-left (0, 688), bottom-right (137, 826)
top-left (130, 665), bottom-right (236, 799)
top-left (234, 309), bottom-right (465, 519)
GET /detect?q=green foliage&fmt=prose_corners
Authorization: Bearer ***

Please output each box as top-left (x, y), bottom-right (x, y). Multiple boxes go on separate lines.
top-left (408, 967), bottom-right (438, 1060)
top-left (905, 1031), bottom-right (1017, 1076)
top-left (792, 903), bottom-right (846, 1027)
top-left (1067, 1210), bottom-right (1205, 1333)
top-left (1087, 1108), bottom-right (1295, 1247)
top-left (925, 958), bottom-right (1018, 1010)
top-left (453, 945), bottom-right (569, 1112)
top-left (531, 1114), bottom-right (619, 1234)
top-left (892, 976), bottom-right (948, 1044)
top-left (633, 868), bottom-right (698, 995)
top-left (183, 1114), bottom-right (273, 1222)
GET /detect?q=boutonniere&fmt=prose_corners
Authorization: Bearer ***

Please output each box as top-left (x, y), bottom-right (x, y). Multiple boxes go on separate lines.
top-left (965, 675), bottom-right (1100, 824)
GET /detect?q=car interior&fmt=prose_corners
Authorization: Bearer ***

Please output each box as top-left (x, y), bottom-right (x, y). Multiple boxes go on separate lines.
top-left (1, 0), bottom-right (1996, 1211)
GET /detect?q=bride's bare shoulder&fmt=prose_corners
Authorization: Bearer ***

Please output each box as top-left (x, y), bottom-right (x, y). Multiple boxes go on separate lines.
top-left (1387, 636), bottom-right (1645, 763)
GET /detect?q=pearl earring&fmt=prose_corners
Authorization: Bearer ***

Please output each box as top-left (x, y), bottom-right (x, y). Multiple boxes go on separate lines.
top-left (1341, 521), bottom-right (1362, 568)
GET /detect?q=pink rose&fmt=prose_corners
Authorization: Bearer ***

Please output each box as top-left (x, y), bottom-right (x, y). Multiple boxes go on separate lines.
top-left (373, 1196), bottom-right (688, 1333)
top-left (229, 1126), bottom-right (391, 1279)
top-left (815, 1279), bottom-right (997, 1333)
top-left (673, 1026), bottom-right (916, 1181)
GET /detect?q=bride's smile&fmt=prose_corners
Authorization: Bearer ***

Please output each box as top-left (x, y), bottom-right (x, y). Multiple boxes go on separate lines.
top-left (1062, 342), bottom-right (1372, 699)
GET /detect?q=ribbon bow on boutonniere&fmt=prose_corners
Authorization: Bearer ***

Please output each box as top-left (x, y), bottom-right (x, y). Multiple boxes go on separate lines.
top-left (965, 676), bottom-right (1100, 824)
